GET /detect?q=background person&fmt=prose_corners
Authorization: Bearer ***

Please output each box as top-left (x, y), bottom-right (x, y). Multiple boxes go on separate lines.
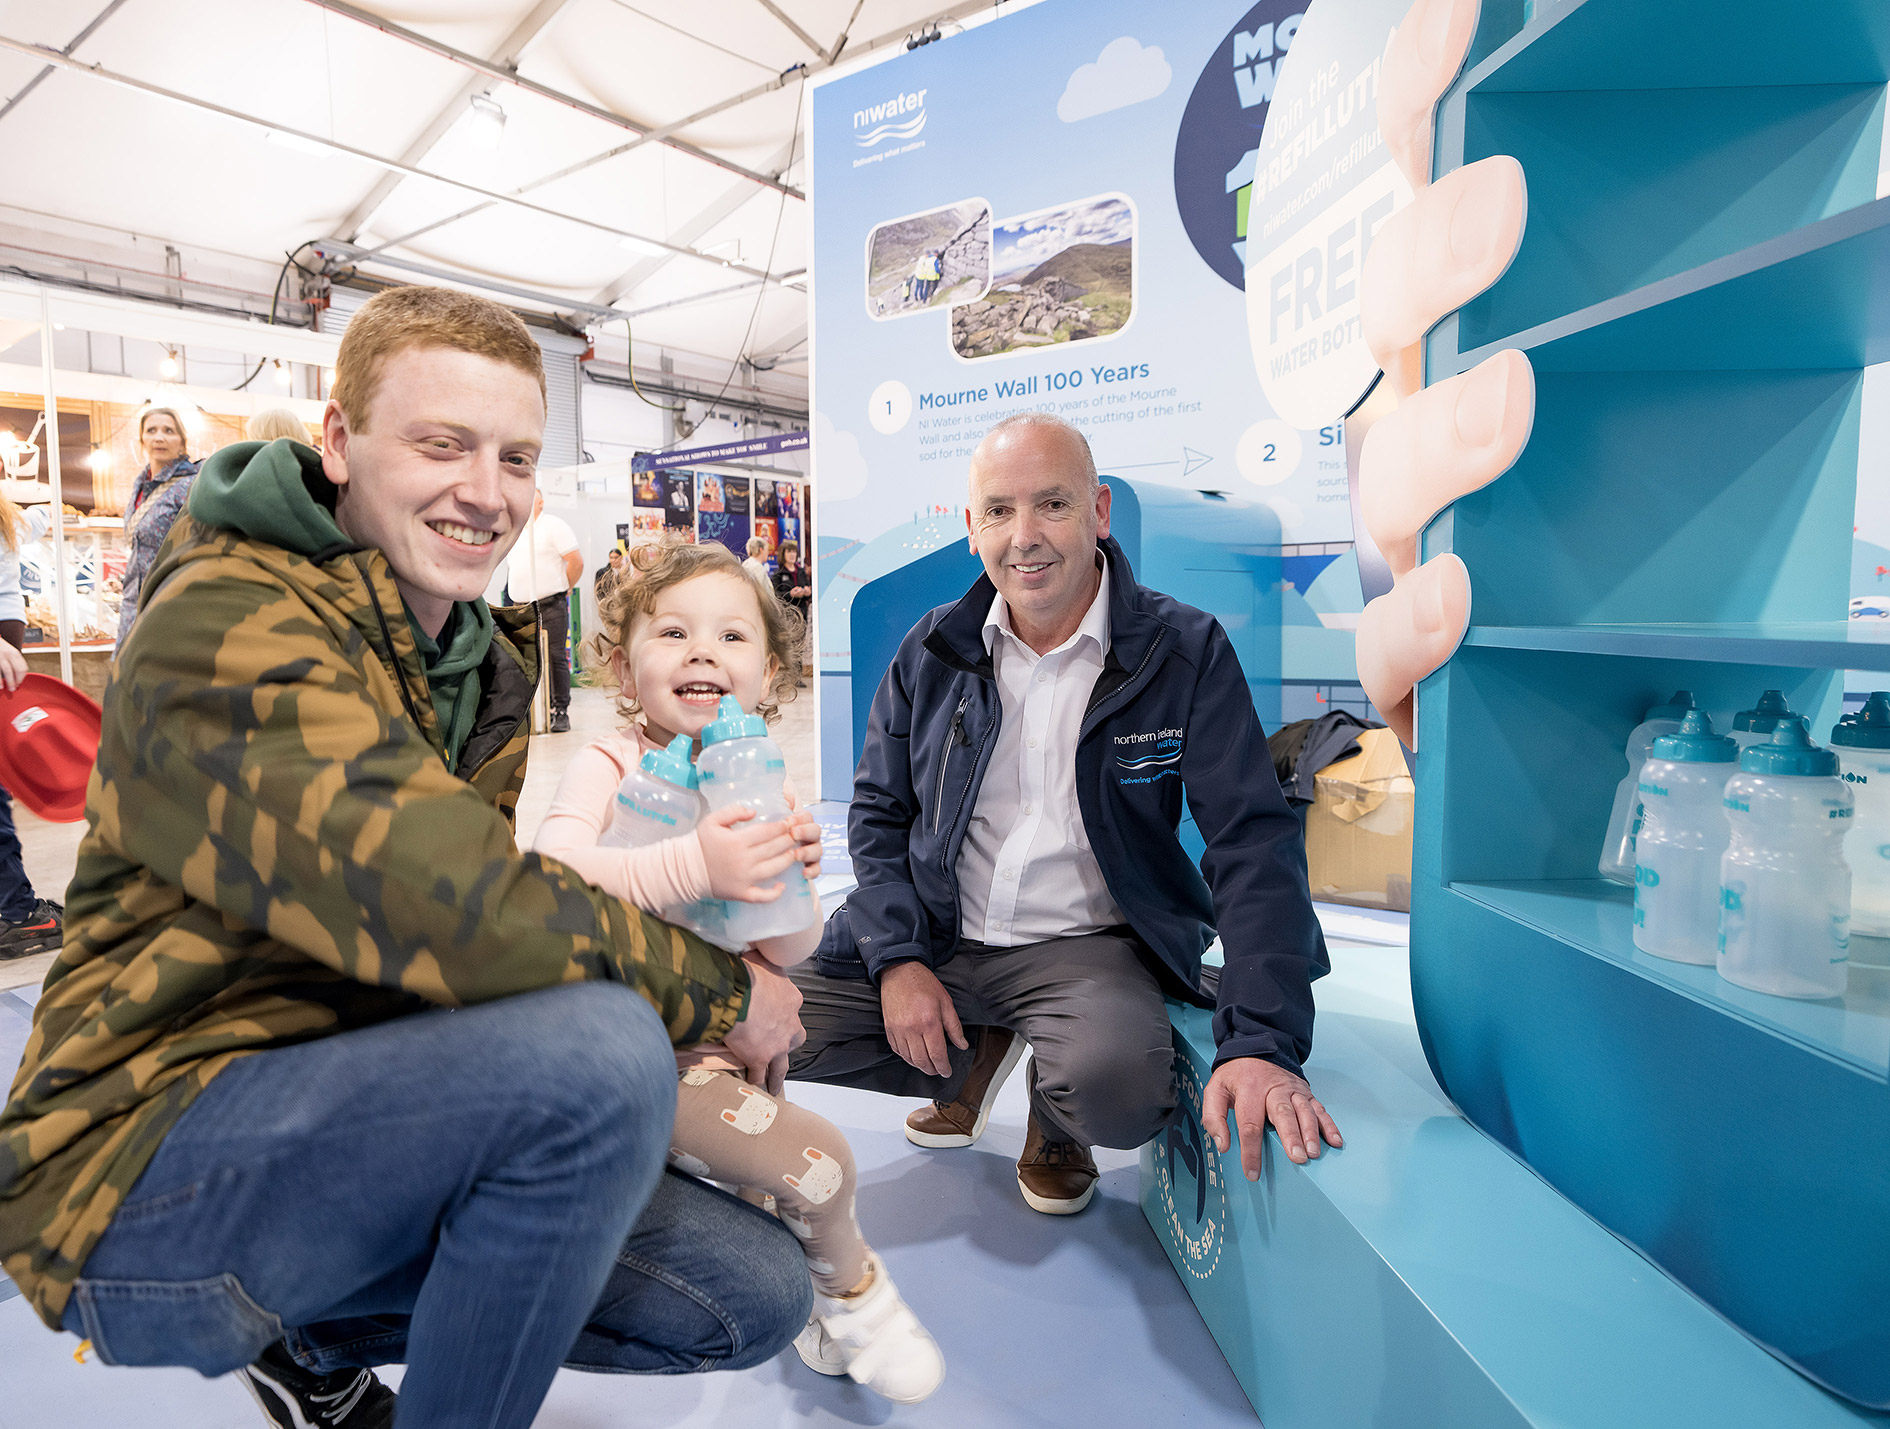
top-left (114, 405), bottom-right (200, 647)
top-left (0, 490), bottom-right (61, 959)
top-left (743, 534), bottom-right (771, 584)
top-left (772, 539), bottom-right (810, 626)
top-left (244, 407), bottom-right (313, 445)
top-left (505, 488), bottom-right (582, 732)
top-left (790, 413), bottom-right (1339, 1218)
top-left (594, 544), bottom-right (625, 602)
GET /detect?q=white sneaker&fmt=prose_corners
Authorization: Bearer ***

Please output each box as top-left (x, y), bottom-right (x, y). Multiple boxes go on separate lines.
top-left (800, 1253), bottom-right (945, 1404)
top-left (793, 1312), bottom-right (847, 1377)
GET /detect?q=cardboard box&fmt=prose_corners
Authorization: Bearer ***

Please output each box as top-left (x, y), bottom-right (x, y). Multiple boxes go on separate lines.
top-left (1303, 727), bottom-right (1414, 912)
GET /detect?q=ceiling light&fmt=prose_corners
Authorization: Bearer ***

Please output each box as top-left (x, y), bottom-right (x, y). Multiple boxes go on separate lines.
top-left (267, 128), bottom-right (330, 158)
top-left (159, 350), bottom-right (179, 379)
top-left (467, 93), bottom-right (507, 151)
top-left (618, 235), bottom-right (666, 257)
top-left (705, 239), bottom-right (743, 266)
top-left (273, 360), bottom-right (292, 388)
top-left (89, 445), bottom-right (110, 473)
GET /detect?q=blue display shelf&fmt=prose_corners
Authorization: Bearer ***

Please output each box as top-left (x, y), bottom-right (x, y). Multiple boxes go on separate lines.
top-left (1417, 0), bottom-right (1890, 1408)
top-left (1461, 622), bottom-right (1890, 669)
top-left (1145, 994), bottom-right (1890, 1428)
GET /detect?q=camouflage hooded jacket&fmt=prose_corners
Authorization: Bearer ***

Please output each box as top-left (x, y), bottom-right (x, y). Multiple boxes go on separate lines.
top-left (0, 441), bottom-right (749, 1328)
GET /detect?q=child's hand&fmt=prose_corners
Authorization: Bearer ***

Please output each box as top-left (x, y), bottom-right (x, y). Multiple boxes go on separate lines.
top-left (787, 809), bottom-right (823, 881)
top-left (698, 805), bottom-right (801, 902)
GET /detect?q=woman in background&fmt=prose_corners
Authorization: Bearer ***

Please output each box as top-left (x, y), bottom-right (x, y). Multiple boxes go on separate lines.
top-left (115, 406), bottom-right (200, 648)
top-left (0, 490), bottom-right (62, 959)
top-left (772, 539), bottom-right (811, 624)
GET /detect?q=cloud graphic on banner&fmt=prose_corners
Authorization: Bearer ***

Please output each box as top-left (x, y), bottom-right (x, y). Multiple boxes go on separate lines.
top-left (1057, 38), bottom-right (1172, 123)
top-left (816, 411), bottom-right (869, 501)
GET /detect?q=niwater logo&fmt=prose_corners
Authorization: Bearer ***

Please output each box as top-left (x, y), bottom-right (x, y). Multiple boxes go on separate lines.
top-left (854, 89), bottom-right (928, 148)
top-left (1151, 1056), bottom-right (1227, 1281)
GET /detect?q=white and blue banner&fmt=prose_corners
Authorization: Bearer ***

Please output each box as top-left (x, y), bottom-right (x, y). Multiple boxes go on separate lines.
top-left (809, 0), bottom-right (1363, 689)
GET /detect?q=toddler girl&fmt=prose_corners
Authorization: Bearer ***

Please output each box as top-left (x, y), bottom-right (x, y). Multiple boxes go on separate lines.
top-left (533, 539), bottom-right (944, 1404)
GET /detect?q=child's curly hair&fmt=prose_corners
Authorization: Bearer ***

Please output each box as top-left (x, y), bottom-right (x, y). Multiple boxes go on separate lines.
top-left (583, 538), bottom-right (805, 726)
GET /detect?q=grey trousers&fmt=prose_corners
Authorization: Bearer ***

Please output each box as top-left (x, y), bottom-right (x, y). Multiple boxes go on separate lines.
top-left (787, 930), bottom-right (1176, 1150)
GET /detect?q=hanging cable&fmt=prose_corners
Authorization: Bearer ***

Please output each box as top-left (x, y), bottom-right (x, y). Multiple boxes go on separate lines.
top-left (660, 70), bottom-right (807, 451)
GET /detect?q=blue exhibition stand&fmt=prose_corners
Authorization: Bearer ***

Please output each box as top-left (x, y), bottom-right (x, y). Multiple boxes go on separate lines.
top-left (1407, 0), bottom-right (1890, 1410)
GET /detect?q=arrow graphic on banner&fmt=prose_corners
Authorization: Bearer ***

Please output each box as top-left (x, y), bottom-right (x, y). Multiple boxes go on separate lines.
top-left (1112, 446), bottom-right (1216, 478)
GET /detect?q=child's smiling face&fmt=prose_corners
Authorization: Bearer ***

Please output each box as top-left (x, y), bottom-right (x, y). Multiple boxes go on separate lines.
top-left (624, 571), bottom-right (776, 744)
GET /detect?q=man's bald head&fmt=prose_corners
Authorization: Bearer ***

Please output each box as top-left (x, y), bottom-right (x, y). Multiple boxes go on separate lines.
top-left (970, 411), bottom-right (1098, 491)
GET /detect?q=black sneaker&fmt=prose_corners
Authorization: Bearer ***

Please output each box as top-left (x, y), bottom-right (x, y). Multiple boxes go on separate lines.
top-left (236, 1341), bottom-right (396, 1428)
top-left (0, 899), bottom-right (60, 961)
top-left (548, 709), bottom-right (572, 733)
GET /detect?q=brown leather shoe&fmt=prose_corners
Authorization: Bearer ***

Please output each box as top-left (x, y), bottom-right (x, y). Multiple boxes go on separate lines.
top-left (1016, 1112), bottom-right (1098, 1214)
top-left (903, 1025), bottom-right (1025, 1148)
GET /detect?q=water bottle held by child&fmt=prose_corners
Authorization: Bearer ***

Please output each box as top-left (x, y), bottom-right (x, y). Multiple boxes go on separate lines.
top-left (1632, 710), bottom-right (1736, 966)
top-left (600, 733), bottom-right (730, 945)
top-left (697, 695), bottom-right (814, 943)
top-left (1717, 717), bottom-right (1852, 1001)
top-left (1599, 690), bottom-right (1695, 884)
top-left (1832, 693), bottom-right (1890, 941)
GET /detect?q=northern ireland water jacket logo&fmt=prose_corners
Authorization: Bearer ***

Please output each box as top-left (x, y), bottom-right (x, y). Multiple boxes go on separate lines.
top-left (854, 88), bottom-right (928, 147)
top-left (1115, 727), bottom-right (1185, 770)
top-left (1153, 1055), bottom-right (1227, 1280)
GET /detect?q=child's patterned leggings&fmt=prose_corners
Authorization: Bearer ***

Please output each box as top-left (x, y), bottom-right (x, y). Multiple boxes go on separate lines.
top-left (669, 1066), bottom-right (870, 1296)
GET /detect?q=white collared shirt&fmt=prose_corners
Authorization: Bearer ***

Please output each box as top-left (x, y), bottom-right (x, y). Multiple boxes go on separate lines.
top-left (955, 558), bottom-right (1125, 945)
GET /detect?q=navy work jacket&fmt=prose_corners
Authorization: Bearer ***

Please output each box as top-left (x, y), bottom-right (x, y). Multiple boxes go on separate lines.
top-left (817, 536), bottom-right (1328, 1074)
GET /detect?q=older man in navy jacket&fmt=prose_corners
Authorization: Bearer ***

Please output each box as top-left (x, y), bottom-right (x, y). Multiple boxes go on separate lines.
top-left (791, 412), bottom-right (1340, 1214)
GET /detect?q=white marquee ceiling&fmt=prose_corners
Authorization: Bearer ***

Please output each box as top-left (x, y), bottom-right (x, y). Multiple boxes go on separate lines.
top-left (0, 0), bottom-right (980, 381)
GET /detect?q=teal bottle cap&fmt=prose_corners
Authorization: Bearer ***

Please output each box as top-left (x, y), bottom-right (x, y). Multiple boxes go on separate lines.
top-left (1739, 715), bottom-right (1838, 776)
top-left (699, 694), bottom-right (767, 746)
top-left (1832, 692), bottom-right (1890, 751)
top-left (1645, 689), bottom-right (1696, 722)
top-left (640, 733), bottom-right (698, 789)
top-left (1733, 689), bottom-right (1795, 734)
top-left (1651, 709), bottom-right (1736, 763)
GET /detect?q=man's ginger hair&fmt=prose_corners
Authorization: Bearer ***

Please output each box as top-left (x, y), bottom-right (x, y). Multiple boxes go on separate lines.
top-left (331, 286), bottom-right (546, 431)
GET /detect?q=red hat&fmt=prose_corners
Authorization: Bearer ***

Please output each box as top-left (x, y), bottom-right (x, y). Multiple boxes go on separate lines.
top-left (0, 674), bottom-right (102, 823)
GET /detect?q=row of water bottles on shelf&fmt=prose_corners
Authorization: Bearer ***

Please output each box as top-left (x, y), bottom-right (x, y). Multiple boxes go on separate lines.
top-left (1600, 689), bottom-right (1890, 1000)
top-left (599, 695), bottom-right (813, 948)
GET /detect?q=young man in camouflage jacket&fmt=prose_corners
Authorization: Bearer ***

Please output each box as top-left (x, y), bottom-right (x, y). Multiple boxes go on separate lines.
top-left (0, 288), bottom-right (810, 1429)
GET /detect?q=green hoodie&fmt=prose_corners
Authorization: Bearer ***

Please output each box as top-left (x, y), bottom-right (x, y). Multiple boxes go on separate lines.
top-left (188, 438), bottom-right (491, 768)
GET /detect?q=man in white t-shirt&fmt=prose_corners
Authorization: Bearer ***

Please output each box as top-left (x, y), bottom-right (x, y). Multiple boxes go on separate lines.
top-left (507, 489), bottom-right (583, 732)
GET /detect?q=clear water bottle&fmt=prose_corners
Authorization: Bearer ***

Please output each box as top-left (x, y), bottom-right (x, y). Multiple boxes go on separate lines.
top-left (599, 733), bottom-right (729, 946)
top-left (1632, 711), bottom-right (1736, 965)
top-left (695, 695), bottom-right (814, 943)
top-left (1717, 718), bottom-right (1853, 1000)
top-left (1832, 693), bottom-right (1890, 940)
top-left (1599, 690), bottom-right (1695, 884)
top-left (1730, 689), bottom-right (1796, 753)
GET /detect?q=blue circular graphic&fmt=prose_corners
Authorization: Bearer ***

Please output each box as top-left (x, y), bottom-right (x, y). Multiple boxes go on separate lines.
top-left (1153, 1055), bottom-right (1228, 1279)
top-left (1173, 2), bottom-right (1307, 291)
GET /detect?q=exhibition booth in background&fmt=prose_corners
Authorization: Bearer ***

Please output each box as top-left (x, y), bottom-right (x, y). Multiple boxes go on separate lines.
top-left (810, 0), bottom-right (1890, 1424)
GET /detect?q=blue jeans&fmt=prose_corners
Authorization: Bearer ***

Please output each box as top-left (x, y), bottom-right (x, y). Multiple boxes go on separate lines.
top-left (0, 783), bottom-right (36, 922)
top-left (60, 983), bottom-right (812, 1427)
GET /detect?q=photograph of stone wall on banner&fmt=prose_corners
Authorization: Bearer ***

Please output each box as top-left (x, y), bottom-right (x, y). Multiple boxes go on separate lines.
top-left (952, 193), bottom-right (1135, 361)
top-left (866, 198), bottom-right (993, 319)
